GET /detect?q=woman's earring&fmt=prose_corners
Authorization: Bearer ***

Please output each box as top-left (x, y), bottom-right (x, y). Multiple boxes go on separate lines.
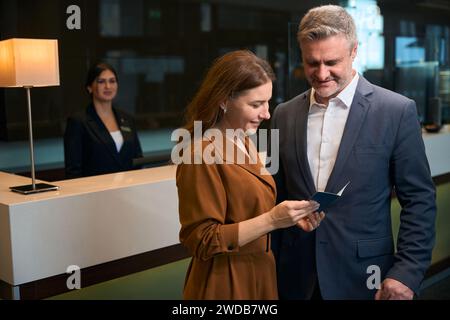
top-left (221, 103), bottom-right (227, 114)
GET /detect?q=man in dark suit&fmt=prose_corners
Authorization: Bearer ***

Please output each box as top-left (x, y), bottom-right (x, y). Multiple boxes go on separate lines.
top-left (271, 5), bottom-right (436, 300)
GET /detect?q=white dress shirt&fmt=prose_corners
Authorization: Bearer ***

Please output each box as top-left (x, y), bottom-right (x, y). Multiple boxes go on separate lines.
top-left (110, 130), bottom-right (124, 152)
top-left (307, 72), bottom-right (359, 192)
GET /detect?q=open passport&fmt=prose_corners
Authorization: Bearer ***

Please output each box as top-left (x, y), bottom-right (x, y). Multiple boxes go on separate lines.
top-left (311, 181), bottom-right (350, 212)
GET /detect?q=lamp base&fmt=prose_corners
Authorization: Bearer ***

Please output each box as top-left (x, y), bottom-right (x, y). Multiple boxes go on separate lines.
top-left (10, 183), bottom-right (59, 195)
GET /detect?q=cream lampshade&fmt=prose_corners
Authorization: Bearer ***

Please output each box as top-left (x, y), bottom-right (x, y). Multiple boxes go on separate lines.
top-left (0, 38), bottom-right (60, 194)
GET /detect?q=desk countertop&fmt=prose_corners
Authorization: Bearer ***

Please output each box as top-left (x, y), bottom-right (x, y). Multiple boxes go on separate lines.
top-left (0, 165), bottom-right (177, 206)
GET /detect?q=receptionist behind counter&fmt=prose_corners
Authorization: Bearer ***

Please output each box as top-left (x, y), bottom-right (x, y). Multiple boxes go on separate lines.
top-left (64, 62), bottom-right (143, 179)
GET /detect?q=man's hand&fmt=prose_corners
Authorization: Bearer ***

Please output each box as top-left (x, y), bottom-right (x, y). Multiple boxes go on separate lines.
top-left (296, 212), bottom-right (325, 232)
top-left (375, 278), bottom-right (414, 300)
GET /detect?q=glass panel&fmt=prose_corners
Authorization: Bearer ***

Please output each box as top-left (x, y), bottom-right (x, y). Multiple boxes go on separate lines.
top-left (394, 23), bottom-right (450, 125)
top-left (345, 0), bottom-right (385, 74)
top-left (287, 22), bottom-right (308, 100)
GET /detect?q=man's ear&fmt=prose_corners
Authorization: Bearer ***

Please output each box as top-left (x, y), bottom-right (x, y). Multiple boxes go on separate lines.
top-left (351, 43), bottom-right (358, 61)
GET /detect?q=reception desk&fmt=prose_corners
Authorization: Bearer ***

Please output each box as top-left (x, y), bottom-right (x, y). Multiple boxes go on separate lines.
top-left (0, 165), bottom-right (188, 299)
top-left (1, 125), bottom-right (450, 299)
top-left (423, 125), bottom-right (450, 177)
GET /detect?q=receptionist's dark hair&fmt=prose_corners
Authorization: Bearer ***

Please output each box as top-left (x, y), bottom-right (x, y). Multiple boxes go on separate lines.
top-left (85, 62), bottom-right (119, 89)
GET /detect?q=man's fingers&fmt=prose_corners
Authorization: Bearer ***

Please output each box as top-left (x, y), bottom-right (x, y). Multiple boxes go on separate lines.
top-left (289, 200), bottom-right (319, 211)
top-left (374, 290), bottom-right (381, 300)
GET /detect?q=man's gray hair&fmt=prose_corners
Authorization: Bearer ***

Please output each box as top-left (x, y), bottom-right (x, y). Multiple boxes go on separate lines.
top-left (298, 5), bottom-right (357, 49)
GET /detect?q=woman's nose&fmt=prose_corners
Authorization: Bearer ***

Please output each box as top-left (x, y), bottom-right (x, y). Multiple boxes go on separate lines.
top-left (260, 104), bottom-right (270, 120)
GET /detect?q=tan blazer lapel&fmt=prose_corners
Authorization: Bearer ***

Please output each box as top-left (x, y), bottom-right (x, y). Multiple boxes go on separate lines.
top-left (203, 132), bottom-right (276, 193)
top-left (234, 136), bottom-right (276, 193)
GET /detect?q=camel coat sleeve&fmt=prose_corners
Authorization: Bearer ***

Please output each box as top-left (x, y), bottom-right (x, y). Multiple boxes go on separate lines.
top-left (176, 161), bottom-right (240, 260)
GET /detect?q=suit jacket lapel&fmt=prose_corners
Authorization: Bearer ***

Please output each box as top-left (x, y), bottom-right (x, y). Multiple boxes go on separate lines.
top-left (325, 77), bottom-right (373, 192)
top-left (86, 105), bottom-right (123, 166)
top-left (295, 91), bottom-right (316, 196)
top-left (115, 110), bottom-right (133, 156)
top-left (204, 133), bottom-right (276, 194)
top-left (242, 136), bottom-right (276, 192)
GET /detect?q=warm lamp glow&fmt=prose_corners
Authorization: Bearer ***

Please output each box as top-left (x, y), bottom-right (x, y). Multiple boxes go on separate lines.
top-left (0, 38), bottom-right (59, 88)
top-left (0, 38), bottom-right (60, 194)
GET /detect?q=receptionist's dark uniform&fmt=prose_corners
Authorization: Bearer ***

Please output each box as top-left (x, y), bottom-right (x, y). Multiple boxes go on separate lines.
top-left (64, 104), bottom-right (142, 179)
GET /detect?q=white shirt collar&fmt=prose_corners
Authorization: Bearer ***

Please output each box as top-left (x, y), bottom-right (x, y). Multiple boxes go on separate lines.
top-left (310, 71), bottom-right (359, 109)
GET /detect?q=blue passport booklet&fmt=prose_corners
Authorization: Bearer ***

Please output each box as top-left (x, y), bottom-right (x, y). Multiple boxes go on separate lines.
top-left (311, 181), bottom-right (350, 212)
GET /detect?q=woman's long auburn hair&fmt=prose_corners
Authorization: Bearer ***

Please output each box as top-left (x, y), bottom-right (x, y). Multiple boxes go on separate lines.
top-left (183, 50), bottom-right (275, 136)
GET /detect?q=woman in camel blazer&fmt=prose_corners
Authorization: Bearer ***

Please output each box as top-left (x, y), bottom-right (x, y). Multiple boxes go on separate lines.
top-left (175, 50), bottom-right (324, 299)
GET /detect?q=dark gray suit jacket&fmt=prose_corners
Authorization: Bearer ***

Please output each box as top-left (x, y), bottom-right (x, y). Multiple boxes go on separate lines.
top-left (64, 104), bottom-right (143, 179)
top-left (271, 76), bottom-right (436, 299)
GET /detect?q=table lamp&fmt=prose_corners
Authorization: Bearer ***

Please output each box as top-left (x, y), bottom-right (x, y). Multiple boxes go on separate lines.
top-left (0, 38), bottom-right (60, 194)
